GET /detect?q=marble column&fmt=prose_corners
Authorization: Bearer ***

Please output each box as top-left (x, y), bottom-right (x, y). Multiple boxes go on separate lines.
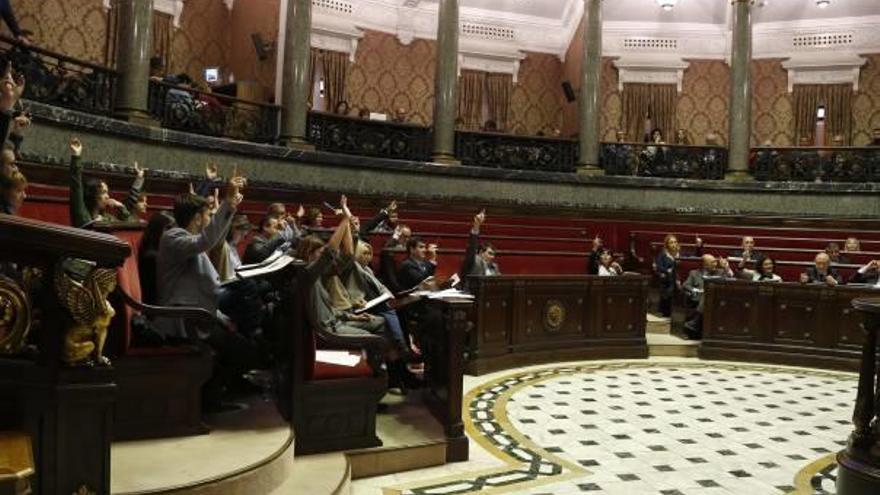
top-left (577, 0), bottom-right (603, 175)
top-left (432, 0), bottom-right (460, 164)
top-left (279, 0), bottom-right (313, 148)
top-left (113, 0), bottom-right (155, 125)
top-left (726, 0), bottom-right (753, 180)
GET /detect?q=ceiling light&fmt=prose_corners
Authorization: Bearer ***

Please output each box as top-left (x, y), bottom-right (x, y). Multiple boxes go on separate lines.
top-left (657, 0), bottom-right (677, 11)
top-left (816, 0), bottom-right (830, 8)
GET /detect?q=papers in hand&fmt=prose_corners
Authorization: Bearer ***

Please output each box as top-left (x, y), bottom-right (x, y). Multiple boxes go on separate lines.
top-left (235, 250), bottom-right (296, 279)
top-left (353, 292), bottom-right (394, 314)
top-left (315, 350), bottom-right (361, 367)
top-left (396, 276), bottom-right (435, 297)
top-left (417, 288), bottom-right (474, 300)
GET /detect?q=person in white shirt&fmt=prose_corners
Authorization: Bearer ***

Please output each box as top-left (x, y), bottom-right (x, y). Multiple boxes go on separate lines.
top-left (851, 259), bottom-right (880, 285)
top-left (746, 256), bottom-right (782, 282)
top-left (596, 250), bottom-right (623, 276)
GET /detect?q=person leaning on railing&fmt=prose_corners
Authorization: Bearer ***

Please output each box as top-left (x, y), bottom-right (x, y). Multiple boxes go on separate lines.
top-left (799, 252), bottom-right (841, 286)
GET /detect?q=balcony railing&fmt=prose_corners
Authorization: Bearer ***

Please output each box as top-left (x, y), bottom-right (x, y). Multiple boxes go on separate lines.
top-left (454, 131), bottom-right (578, 173)
top-left (752, 146), bottom-right (880, 182)
top-left (601, 141), bottom-right (728, 180)
top-left (306, 111), bottom-right (432, 161)
top-left (0, 35), bottom-right (117, 115)
top-left (147, 80), bottom-right (280, 143)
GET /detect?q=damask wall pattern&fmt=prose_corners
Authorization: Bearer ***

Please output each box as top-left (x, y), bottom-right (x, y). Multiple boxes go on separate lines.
top-left (509, 53), bottom-right (564, 136)
top-left (676, 60), bottom-right (730, 145)
top-left (168, 0), bottom-right (231, 82)
top-left (345, 31), bottom-right (436, 125)
top-left (853, 53), bottom-right (880, 146)
top-left (11, 0), bottom-right (108, 64)
top-left (751, 59), bottom-right (794, 146)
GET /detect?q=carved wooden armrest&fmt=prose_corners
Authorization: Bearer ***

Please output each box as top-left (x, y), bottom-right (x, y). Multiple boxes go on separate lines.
top-left (115, 287), bottom-right (233, 339)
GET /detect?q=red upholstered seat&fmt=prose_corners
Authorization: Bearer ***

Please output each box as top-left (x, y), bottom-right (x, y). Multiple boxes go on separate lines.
top-left (312, 350), bottom-right (373, 380)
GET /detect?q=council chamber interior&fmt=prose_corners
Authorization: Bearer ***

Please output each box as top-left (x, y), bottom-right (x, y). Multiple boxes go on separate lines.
top-left (2, 0), bottom-right (880, 494)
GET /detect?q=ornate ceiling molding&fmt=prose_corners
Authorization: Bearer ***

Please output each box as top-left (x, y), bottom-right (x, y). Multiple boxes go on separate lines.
top-left (613, 56), bottom-right (691, 92)
top-left (781, 53), bottom-right (867, 92)
top-left (103, 0), bottom-right (186, 27)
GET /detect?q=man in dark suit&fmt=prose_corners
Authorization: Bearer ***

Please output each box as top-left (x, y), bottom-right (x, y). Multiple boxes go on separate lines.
top-left (731, 236), bottom-right (761, 271)
top-left (682, 254), bottom-right (734, 339)
top-left (397, 236), bottom-right (437, 292)
top-left (800, 252), bottom-right (841, 286)
top-left (461, 210), bottom-right (500, 290)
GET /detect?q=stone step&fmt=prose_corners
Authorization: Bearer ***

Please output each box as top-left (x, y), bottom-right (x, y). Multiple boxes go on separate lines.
top-left (647, 332), bottom-right (700, 358)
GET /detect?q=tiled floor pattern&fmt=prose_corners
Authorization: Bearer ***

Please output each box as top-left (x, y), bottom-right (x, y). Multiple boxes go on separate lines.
top-left (375, 360), bottom-right (856, 495)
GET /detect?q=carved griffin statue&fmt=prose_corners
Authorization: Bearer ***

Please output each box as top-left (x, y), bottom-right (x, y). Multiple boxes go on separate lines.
top-left (54, 259), bottom-right (118, 366)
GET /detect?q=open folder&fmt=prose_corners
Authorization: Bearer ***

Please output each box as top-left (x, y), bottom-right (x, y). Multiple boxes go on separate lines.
top-left (353, 292), bottom-right (394, 315)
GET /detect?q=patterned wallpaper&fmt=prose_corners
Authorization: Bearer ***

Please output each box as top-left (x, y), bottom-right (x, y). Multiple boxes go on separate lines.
top-left (853, 53), bottom-right (880, 146)
top-left (509, 53), bottom-right (564, 135)
top-left (169, 0), bottom-right (231, 82)
top-left (346, 30), bottom-right (436, 125)
top-left (228, 0), bottom-right (279, 99)
top-left (11, 0), bottom-right (108, 64)
top-left (751, 59), bottom-right (794, 146)
top-left (676, 60), bottom-right (730, 145)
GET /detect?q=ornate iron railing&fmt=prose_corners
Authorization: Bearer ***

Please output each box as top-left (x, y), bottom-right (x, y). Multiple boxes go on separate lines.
top-left (600, 141), bottom-right (728, 180)
top-left (454, 131), bottom-right (578, 173)
top-left (306, 111), bottom-right (431, 161)
top-left (752, 146), bottom-right (880, 182)
top-left (147, 80), bottom-right (280, 143)
top-left (0, 35), bottom-right (117, 115)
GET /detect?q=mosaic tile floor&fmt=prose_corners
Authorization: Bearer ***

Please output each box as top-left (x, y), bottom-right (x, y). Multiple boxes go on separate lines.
top-left (363, 359), bottom-right (856, 495)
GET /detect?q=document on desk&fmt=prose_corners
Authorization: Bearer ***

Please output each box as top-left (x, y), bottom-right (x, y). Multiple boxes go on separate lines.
top-left (353, 292), bottom-right (394, 314)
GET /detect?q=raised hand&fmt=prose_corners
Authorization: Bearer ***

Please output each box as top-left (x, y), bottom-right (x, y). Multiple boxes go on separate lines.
top-left (107, 198), bottom-right (125, 209)
top-left (339, 195), bottom-right (351, 218)
top-left (387, 199), bottom-right (398, 212)
top-left (188, 182), bottom-right (195, 195)
top-left (474, 209), bottom-right (486, 226)
top-left (296, 204), bottom-right (305, 218)
top-left (133, 161), bottom-right (145, 178)
top-left (69, 137), bottom-right (83, 156)
top-left (12, 113), bottom-right (30, 131)
top-left (350, 215), bottom-right (361, 231)
top-left (226, 166), bottom-right (246, 207)
top-left (592, 234), bottom-right (602, 250)
top-left (826, 275), bottom-right (837, 286)
top-left (799, 273), bottom-right (809, 284)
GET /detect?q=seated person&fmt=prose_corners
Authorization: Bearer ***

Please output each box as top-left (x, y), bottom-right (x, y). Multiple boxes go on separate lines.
top-left (746, 256), bottom-right (782, 282)
top-left (267, 202), bottom-right (304, 242)
top-left (731, 236), bottom-right (761, 270)
top-left (460, 210), bottom-right (500, 292)
top-left (825, 242), bottom-right (850, 265)
top-left (596, 249), bottom-right (623, 276)
top-left (359, 200), bottom-right (398, 239)
top-left (844, 237), bottom-right (861, 254)
top-left (68, 138), bottom-right (145, 227)
top-left (211, 214), bottom-right (252, 282)
top-left (682, 254), bottom-right (734, 339)
top-left (294, 197), bottom-right (389, 372)
top-left (851, 259), bottom-right (880, 285)
top-left (397, 236), bottom-right (438, 292)
top-left (587, 235), bottom-right (604, 275)
top-left (156, 170), bottom-right (262, 409)
top-left (0, 167), bottom-right (25, 215)
top-left (377, 223), bottom-right (412, 294)
top-left (138, 211), bottom-right (176, 305)
top-left (243, 215), bottom-right (294, 265)
top-left (800, 252), bottom-right (841, 286)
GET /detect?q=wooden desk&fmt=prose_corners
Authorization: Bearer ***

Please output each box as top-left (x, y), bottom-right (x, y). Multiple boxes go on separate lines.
top-left (702, 279), bottom-right (873, 371)
top-left (466, 275), bottom-right (650, 375)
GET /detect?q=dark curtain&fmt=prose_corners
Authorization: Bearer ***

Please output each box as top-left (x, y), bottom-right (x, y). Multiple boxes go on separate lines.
top-left (622, 83), bottom-right (676, 142)
top-left (322, 50), bottom-right (349, 115)
top-left (457, 70), bottom-right (485, 130)
top-left (486, 73), bottom-right (512, 131)
top-left (793, 84), bottom-right (853, 145)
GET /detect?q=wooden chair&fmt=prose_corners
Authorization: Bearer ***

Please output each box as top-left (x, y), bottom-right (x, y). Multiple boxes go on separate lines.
top-left (101, 225), bottom-right (214, 440)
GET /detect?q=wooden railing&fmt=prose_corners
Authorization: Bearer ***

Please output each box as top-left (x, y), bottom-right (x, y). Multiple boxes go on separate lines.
top-left (0, 35), bottom-right (117, 115)
top-left (835, 297), bottom-right (880, 493)
top-left (148, 80), bottom-right (281, 143)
